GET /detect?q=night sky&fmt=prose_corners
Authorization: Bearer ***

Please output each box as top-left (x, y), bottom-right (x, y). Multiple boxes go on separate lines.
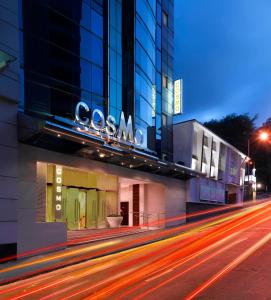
top-left (174, 0), bottom-right (271, 126)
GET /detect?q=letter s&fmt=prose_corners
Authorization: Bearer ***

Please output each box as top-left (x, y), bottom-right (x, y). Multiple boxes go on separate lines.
top-left (106, 115), bottom-right (116, 137)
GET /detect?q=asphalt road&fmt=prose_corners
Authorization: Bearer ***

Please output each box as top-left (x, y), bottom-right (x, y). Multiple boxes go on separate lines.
top-left (1, 200), bottom-right (271, 299)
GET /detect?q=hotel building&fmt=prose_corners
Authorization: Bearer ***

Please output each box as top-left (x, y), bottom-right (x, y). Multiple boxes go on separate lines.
top-left (0, 0), bottom-right (204, 259)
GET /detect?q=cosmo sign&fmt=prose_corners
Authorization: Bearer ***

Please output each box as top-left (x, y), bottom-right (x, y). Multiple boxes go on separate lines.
top-left (74, 101), bottom-right (144, 147)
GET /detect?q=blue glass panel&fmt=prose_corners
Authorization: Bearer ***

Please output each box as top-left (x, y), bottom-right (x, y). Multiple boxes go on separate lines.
top-left (91, 34), bottom-right (103, 66)
top-left (136, 0), bottom-right (156, 40)
top-left (136, 17), bottom-right (155, 64)
top-left (91, 65), bottom-right (103, 95)
top-left (91, 9), bottom-right (103, 37)
top-left (80, 60), bottom-right (92, 92)
top-left (80, 2), bottom-right (91, 29)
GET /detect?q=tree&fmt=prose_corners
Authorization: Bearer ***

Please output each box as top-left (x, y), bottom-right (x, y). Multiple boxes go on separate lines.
top-left (204, 114), bottom-right (271, 192)
top-left (204, 113), bottom-right (257, 154)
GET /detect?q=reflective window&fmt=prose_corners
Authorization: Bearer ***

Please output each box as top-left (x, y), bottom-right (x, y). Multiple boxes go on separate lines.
top-left (91, 9), bottom-right (103, 37)
top-left (91, 65), bottom-right (103, 96)
top-left (162, 11), bottom-right (168, 27)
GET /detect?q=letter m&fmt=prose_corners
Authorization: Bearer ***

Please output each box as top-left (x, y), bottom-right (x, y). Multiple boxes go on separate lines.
top-left (117, 112), bottom-right (134, 143)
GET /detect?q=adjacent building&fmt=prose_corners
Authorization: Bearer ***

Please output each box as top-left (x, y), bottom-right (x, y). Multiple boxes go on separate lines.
top-left (173, 120), bottom-right (246, 205)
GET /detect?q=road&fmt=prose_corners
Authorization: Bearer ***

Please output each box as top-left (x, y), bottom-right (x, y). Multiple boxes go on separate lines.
top-left (1, 200), bottom-right (271, 299)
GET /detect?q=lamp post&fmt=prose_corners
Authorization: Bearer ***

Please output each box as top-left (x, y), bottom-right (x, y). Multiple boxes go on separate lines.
top-left (244, 130), bottom-right (270, 201)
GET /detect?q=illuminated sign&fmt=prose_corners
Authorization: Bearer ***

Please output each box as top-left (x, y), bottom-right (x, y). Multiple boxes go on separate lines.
top-left (74, 101), bottom-right (144, 147)
top-left (152, 85), bottom-right (156, 118)
top-left (55, 165), bottom-right (63, 219)
top-left (174, 79), bottom-right (183, 115)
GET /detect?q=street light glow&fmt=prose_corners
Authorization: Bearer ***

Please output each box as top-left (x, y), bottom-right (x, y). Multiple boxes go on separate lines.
top-left (259, 131), bottom-right (269, 141)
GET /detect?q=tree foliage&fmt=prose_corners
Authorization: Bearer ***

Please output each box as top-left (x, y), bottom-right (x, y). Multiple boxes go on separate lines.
top-left (204, 113), bottom-right (257, 154)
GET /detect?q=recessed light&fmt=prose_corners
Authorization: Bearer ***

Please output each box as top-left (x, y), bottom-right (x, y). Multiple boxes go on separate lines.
top-left (133, 156), bottom-right (136, 159)
top-left (57, 134), bottom-right (61, 137)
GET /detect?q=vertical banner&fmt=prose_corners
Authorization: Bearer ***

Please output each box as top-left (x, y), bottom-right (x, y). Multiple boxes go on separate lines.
top-left (174, 79), bottom-right (183, 115)
top-left (54, 165), bottom-right (63, 221)
top-left (152, 85), bottom-right (156, 118)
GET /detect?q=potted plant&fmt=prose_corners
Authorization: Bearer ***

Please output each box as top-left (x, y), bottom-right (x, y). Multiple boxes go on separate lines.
top-left (106, 214), bottom-right (123, 228)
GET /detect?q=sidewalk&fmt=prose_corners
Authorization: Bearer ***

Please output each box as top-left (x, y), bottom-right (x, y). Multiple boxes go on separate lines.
top-left (67, 227), bottom-right (148, 246)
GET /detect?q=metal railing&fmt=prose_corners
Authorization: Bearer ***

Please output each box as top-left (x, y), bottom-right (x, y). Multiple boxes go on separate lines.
top-left (126, 211), bottom-right (166, 229)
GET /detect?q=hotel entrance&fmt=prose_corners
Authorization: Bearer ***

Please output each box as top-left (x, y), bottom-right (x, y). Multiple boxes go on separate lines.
top-left (44, 164), bottom-right (118, 230)
top-left (39, 162), bottom-right (167, 231)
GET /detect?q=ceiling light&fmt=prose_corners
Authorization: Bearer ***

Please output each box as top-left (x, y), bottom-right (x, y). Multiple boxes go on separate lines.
top-left (99, 153), bottom-right (105, 158)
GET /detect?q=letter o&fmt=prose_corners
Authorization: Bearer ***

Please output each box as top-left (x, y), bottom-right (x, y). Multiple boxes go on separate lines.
top-left (91, 109), bottom-right (105, 131)
top-left (135, 129), bottom-right (144, 146)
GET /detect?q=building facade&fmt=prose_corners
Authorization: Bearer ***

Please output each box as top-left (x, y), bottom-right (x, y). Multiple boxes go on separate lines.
top-left (174, 120), bottom-right (246, 205)
top-left (0, 0), bottom-right (201, 259)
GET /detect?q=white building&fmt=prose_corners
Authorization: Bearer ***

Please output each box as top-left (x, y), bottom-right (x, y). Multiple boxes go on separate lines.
top-left (174, 120), bottom-right (247, 205)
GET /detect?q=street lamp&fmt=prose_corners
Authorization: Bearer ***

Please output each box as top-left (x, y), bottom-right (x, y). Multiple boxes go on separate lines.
top-left (259, 131), bottom-right (269, 142)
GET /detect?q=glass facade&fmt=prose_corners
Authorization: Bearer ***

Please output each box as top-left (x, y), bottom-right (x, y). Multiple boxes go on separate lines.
top-left (19, 0), bottom-right (174, 160)
top-left (20, 0), bottom-right (105, 118)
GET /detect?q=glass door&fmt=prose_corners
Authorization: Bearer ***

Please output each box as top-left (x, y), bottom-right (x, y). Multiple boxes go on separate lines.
top-left (78, 190), bottom-right (87, 229)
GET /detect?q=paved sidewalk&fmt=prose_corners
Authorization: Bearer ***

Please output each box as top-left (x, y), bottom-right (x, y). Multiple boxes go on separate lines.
top-left (67, 227), bottom-right (148, 246)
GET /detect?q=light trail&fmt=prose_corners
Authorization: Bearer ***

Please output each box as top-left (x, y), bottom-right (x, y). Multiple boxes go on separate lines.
top-left (1, 201), bottom-right (270, 300)
top-left (131, 238), bottom-right (247, 300)
top-left (70, 203), bottom-right (271, 299)
top-left (0, 202), bottom-right (254, 285)
top-left (0, 199), bottom-right (261, 263)
top-left (125, 212), bottom-right (271, 300)
top-left (185, 231), bottom-right (271, 300)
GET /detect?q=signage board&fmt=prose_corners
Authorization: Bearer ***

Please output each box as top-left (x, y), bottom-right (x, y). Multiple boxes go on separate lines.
top-left (174, 79), bottom-right (183, 115)
top-left (54, 165), bottom-right (63, 220)
top-left (74, 101), bottom-right (144, 147)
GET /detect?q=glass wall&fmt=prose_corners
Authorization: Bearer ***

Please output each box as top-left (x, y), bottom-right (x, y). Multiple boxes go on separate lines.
top-left (108, 0), bottom-right (122, 122)
top-left (46, 164), bottom-right (118, 230)
top-left (134, 0), bottom-right (174, 157)
top-left (20, 0), bottom-right (105, 118)
top-left (160, 0), bottom-right (174, 161)
top-left (135, 0), bottom-right (157, 150)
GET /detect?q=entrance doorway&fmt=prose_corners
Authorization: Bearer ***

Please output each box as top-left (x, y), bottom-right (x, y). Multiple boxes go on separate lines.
top-left (120, 202), bottom-right (129, 226)
top-left (65, 188), bottom-right (87, 230)
top-left (133, 184), bottom-right (140, 226)
top-left (78, 191), bottom-right (86, 229)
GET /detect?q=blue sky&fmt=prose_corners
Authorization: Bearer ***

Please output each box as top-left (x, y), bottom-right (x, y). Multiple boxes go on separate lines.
top-left (174, 0), bottom-right (271, 126)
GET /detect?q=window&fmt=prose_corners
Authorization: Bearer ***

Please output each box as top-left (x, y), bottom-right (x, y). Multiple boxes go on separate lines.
top-left (162, 11), bottom-right (168, 27)
top-left (162, 75), bottom-right (168, 88)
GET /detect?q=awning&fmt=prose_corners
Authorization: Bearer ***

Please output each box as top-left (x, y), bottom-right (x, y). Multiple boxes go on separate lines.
top-left (18, 112), bottom-right (204, 180)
